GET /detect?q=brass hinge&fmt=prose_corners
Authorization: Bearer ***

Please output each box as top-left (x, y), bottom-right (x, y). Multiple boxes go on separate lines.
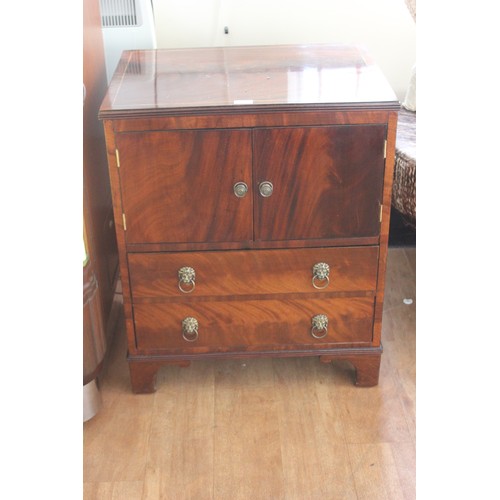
top-left (115, 149), bottom-right (120, 168)
top-left (383, 140), bottom-right (387, 159)
top-left (379, 204), bottom-right (383, 223)
top-left (122, 213), bottom-right (127, 230)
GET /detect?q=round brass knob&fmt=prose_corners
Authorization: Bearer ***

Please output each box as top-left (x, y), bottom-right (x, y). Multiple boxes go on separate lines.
top-left (311, 314), bottom-right (328, 339)
top-left (312, 262), bottom-right (330, 289)
top-left (178, 266), bottom-right (196, 294)
top-left (182, 317), bottom-right (199, 342)
top-left (233, 182), bottom-right (248, 198)
top-left (259, 181), bottom-right (274, 198)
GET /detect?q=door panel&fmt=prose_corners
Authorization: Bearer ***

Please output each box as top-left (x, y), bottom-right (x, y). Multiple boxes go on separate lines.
top-left (117, 129), bottom-right (253, 244)
top-left (253, 125), bottom-right (386, 241)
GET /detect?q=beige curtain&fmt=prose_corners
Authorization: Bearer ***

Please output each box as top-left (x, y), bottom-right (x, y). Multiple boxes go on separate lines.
top-left (405, 0), bottom-right (416, 22)
top-left (403, 0), bottom-right (416, 110)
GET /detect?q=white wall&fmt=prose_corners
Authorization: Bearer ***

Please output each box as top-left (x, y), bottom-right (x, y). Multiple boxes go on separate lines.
top-left (151, 0), bottom-right (416, 102)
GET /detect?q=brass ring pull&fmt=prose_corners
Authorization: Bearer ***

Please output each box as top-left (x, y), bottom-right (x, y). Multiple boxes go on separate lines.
top-left (259, 181), bottom-right (273, 198)
top-left (182, 317), bottom-right (199, 342)
top-left (233, 182), bottom-right (248, 198)
top-left (312, 262), bottom-right (330, 290)
top-left (178, 266), bottom-right (196, 294)
top-left (311, 314), bottom-right (328, 339)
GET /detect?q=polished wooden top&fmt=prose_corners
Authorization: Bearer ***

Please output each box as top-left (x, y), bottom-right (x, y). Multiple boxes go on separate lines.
top-left (99, 44), bottom-right (399, 118)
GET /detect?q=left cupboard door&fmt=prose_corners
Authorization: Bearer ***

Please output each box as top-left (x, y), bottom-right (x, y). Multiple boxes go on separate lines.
top-left (116, 129), bottom-right (253, 244)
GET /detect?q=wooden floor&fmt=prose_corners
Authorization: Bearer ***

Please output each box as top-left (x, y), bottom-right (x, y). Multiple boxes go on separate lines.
top-left (83, 247), bottom-right (416, 500)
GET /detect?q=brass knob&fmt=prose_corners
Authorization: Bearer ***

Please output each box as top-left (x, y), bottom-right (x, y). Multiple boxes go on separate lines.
top-left (312, 262), bottom-right (330, 289)
top-left (182, 317), bottom-right (199, 342)
top-left (259, 181), bottom-right (273, 197)
top-left (311, 314), bottom-right (328, 339)
top-left (233, 181), bottom-right (248, 198)
top-left (178, 266), bottom-right (196, 293)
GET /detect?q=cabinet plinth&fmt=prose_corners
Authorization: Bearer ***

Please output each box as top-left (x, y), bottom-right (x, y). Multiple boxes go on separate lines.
top-left (100, 44), bottom-right (399, 393)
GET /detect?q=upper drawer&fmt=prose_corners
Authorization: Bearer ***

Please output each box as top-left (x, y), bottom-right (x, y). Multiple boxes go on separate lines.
top-left (128, 246), bottom-right (379, 300)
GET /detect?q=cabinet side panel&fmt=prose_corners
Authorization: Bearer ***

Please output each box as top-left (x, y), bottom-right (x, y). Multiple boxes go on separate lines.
top-left (103, 120), bottom-right (138, 353)
top-left (373, 111), bottom-right (399, 345)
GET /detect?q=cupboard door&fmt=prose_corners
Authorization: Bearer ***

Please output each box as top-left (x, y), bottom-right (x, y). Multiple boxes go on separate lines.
top-left (117, 129), bottom-right (253, 244)
top-left (253, 125), bottom-right (386, 241)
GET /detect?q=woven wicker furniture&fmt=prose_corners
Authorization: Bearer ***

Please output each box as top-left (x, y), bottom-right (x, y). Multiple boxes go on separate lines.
top-left (392, 108), bottom-right (416, 224)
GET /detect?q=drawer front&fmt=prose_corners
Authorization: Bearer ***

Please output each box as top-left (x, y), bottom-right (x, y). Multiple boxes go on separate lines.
top-left (133, 297), bottom-right (375, 351)
top-left (128, 246), bottom-right (379, 300)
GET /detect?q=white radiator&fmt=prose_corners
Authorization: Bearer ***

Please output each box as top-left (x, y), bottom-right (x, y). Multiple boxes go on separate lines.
top-left (99, 0), bottom-right (156, 83)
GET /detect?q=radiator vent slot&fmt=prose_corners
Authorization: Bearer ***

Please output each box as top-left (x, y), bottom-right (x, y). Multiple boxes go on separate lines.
top-left (100, 0), bottom-right (139, 27)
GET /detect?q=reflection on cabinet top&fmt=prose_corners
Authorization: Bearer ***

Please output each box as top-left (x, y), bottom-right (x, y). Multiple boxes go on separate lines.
top-left (99, 44), bottom-right (399, 119)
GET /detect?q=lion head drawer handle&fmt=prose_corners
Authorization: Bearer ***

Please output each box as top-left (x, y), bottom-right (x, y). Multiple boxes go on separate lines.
top-left (182, 317), bottom-right (199, 342)
top-left (178, 266), bottom-right (196, 293)
top-left (312, 262), bottom-right (330, 289)
top-left (311, 314), bottom-right (328, 339)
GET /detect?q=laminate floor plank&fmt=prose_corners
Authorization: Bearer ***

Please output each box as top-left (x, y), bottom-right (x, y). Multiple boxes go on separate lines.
top-left (83, 247), bottom-right (416, 499)
top-left (213, 365), bottom-right (285, 500)
top-left (144, 361), bottom-right (216, 499)
top-left (382, 247), bottom-right (416, 443)
top-left (83, 406), bottom-right (152, 483)
top-left (274, 357), bottom-right (358, 499)
top-left (348, 442), bottom-right (410, 500)
top-left (83, 481), bottom-right (144, 500)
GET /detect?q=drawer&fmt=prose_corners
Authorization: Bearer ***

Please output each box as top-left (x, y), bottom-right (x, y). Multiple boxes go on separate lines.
top-left (133, 297), bottom-right (375, 351)
top-left (128, 246), bottom-right (379, 300)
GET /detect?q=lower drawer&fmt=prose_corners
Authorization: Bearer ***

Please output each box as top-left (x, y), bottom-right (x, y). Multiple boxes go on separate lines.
top-left (133, 297), bottom-right (375, 352)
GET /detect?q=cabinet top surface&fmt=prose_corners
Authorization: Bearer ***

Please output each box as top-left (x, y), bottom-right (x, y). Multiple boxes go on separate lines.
top-left (99, 44), bottom-right (399, 119)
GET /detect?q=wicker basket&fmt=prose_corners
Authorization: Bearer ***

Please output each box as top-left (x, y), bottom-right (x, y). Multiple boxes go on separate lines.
top-left (392, 108), bottom-right (416, 225)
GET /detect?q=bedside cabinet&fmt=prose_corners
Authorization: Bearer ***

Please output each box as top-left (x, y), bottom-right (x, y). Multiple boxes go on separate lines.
top-left (99, 44), bottom-right (399, 393)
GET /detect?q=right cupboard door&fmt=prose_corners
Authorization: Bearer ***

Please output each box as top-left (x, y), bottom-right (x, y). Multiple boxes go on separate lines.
top-left (253, 125), bottom-right (387, 242)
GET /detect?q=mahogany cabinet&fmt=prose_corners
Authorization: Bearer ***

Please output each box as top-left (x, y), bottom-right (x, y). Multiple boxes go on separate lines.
top-left (99, 45), bottom-right (399, 393)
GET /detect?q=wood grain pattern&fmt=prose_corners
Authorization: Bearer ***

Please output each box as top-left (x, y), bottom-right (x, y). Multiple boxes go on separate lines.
top-left (83, 481), bottom-right (144, 500)
top-left (133, 297), bottom-right (375, 351)
top-left (111, 109), bottom-right (392, 134)
top-left (213, 385), bottom-right (285, 499)
top-left (254, 125), bottom-right (387, 241)
top-left (117, 129), bottom-right (253, 244)
top-left (128, 246), bottom-right (379, 300)
top-left (142, 361), bottom-right (215, 498)
top-left (273, 358), bottom-right (358, 498)
top-left (348, 443), bottom-right (411, 499)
